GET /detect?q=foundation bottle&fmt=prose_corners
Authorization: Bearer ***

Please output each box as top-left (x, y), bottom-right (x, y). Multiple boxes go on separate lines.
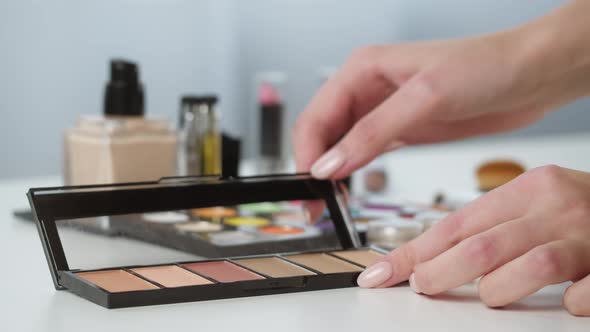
top-left (64, 59), bottom-right (176, 185)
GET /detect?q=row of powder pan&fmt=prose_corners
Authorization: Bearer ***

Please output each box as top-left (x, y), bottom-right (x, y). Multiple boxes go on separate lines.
top-left (76, 249), bottom-right (385, 292)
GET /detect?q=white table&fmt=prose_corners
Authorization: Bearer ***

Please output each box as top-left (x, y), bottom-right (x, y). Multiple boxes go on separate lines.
top-left (3, 140), bottom-right (590, 331)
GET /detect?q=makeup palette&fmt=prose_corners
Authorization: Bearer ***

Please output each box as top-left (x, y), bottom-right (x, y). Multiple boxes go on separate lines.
top-left (28, 174), bottom-right (385, 308)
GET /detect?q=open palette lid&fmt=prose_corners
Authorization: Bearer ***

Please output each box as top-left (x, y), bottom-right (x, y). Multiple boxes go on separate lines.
top-left (28, 174), bottom-right (360, 290)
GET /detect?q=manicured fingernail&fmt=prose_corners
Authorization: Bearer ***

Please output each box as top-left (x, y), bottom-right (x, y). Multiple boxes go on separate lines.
top-left (409, 273), bottom-right (422, 294)
top-left (357, 261), bottom-right (392, 288)
top-left (310, 149), bottom-right (345, 179)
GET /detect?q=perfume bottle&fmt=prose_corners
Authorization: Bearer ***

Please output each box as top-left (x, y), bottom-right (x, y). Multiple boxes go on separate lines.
top-left (64, 59), bottom-right (177, 185)
top-left (177, 95), bottom-right (221, 176)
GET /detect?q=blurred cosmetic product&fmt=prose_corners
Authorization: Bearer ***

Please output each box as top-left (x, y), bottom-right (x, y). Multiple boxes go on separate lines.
top-left (364, 168), bottom-right (388, 193)
top-left (64, 59), bottom-right (176, 185)
top-left (257, 71), bottom-right (287, 173)
top-left (476, 159), bottom-right (526, 191)
top-left (177, 95), bottom-right (222, 176)
top-left (221, 134), bottom-right (241, 178)
top-left (366, 218), bottom-right (424, 250)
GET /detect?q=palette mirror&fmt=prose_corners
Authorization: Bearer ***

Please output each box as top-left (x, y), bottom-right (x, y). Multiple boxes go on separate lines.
top-left (56, 199), bottom-right (342, 271)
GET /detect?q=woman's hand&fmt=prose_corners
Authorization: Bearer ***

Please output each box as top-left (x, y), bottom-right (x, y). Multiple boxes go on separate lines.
top-left (294, 35), bottom-right (546, 180)
top-left (357, 165), bottom-right (590, 316)
top-left (293, 2), bottom-right (590, 180)
top-left (292, 1), bottom-right (590, 220)
top-left (291, 0), bottom-right (590, 317)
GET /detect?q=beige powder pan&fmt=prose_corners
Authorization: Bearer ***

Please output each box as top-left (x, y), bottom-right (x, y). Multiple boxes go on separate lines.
top-left (182, 261), bottom-right (264, 283)
top-left (285, 253), bottom-right (363, 274)
top-left (235, 257), bottom-right (315, 278)
top-left (330, 250), bottom-right (385, 267)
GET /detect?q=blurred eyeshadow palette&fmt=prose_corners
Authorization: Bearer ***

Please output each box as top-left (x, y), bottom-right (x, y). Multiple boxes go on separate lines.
top-left (21, 190), bottom-right (450, 257)
top-left (28, 174), bottom-right (388, 308)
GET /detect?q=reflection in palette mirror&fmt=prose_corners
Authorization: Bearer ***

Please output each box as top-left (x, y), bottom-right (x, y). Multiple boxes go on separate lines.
top-left (57, 200), bottom-right (338, 270)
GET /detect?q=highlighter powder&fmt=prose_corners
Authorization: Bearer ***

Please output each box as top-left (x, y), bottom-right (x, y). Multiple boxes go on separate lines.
top-left (131, 265), bottom-right (213, 287)
top-left (330, 250), bottom-right (385, 267)
top-left (258, 225), bottom-right (304, 235)
top-left (183, 261), bottom-right (264, 283)
top-left (142, 212), bottom-right (189, 224)
top-left (191, 207), bottom-right (237, 219)
top-left (235, 257), bottom-right (315, 278)
top-left (285, 253), bottom-right (363, 274)
top-left (77, 269), bottom-right (159, 293)
top-left (239, 202), bottom-right (283, 214)
top-left (224, 217), bottom-right (270, 227)
top-left (272, 211), bottom-right (306, 221)
top-left (174, 221), bottom-right (224, 233)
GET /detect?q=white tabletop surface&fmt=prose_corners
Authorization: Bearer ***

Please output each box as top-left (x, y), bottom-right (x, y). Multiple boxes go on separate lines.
top-left (4, 134), bottom-right (590, 331)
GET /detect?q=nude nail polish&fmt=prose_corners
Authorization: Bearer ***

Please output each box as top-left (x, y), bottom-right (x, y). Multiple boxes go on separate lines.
top-left (409, 273), bottom-right (422, 294)
top-left (357, 261), bottom-right (392, 288)
top-left (310, 149), bottom-right (345, 179)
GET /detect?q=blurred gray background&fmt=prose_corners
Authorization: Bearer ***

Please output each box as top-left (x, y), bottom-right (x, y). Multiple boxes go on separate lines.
top-left (1, 0), bottom-right (587, 179)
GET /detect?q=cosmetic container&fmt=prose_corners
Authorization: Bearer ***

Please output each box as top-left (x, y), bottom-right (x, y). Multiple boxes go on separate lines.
top-left (64, 60), bottom-right (176, 185)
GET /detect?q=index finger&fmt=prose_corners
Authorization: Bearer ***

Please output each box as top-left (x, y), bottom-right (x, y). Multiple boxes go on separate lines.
top-left (292, 76), bottom-right (357, 222)
top-left (357, 177), bottom-right (531, 288)
top-left (292, 75), bottom-right (355, 172)
top-left (292, 46), bottom-right (395, 172)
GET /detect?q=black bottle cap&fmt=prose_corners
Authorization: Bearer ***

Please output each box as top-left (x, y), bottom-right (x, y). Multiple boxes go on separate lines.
top-left (222, 133), bottom-right (241, 178)
top-left (104, 59), bottom-right (144, 116)
top-left (181, 95), bottom-right (218, 106)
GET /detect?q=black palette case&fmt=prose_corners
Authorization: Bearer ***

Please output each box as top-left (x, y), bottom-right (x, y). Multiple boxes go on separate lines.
top-left (28, 174), bottom-right (382, 309)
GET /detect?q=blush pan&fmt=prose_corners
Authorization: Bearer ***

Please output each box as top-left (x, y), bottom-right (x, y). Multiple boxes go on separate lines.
top-left (77, 269), bottom-right (159, 293)
top-left (285, 253), bottom-right (363, 274)
top-left (131, 265), bottom-right (213, 287)
top-left (183, 261), bottom-right (264, 283)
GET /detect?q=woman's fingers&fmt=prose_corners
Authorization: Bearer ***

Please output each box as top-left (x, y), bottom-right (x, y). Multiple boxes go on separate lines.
top-left (358, 177), bottom-right (530, 288)
top-left (310, 74), bottom-right (442, 179)
top-left (564, 272), bottom-right (590, 316)
top-left (292, 79), bottom-right (355, 173)
top-left (478, 240), bottom-right (590, 310)
top-left (293, 46), bottom-right (394, 175)
top-left (303, 200), bottom-right (325, 224)
top-left (411, 216), bottom-right (547, 295)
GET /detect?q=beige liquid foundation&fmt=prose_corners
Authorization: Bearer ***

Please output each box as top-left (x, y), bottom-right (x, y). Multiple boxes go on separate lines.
top-left (64, 60), bottom-right (176, 185)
